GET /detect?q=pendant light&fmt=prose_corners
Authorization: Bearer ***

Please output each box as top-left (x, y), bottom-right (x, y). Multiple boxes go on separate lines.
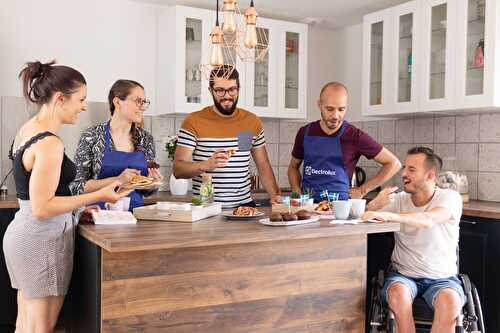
top-left (243, 0), bottom-right (258, 49)
top-left (210, 0), bottom-right (225, 66)
top-left (222, 0), bottom-right (238, 33)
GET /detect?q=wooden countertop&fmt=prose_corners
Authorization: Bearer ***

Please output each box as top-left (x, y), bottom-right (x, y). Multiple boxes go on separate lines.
top-left (78, 208), bottom-right (400, 253)
top-left (3, 192), bottom-right (500, 219)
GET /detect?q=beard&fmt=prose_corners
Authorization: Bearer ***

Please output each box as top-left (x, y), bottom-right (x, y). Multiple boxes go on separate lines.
top-left (213, 95), bottom-right (238, 115)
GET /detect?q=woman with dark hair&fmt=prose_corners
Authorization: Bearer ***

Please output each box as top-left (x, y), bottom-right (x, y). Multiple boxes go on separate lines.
top-left (3, 60), bottom-right (131, 332)
top-left (71, 79), bottom-right (162, 211)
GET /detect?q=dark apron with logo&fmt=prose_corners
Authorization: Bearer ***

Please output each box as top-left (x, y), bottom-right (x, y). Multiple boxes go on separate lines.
top-left (301, 121), bottom-right (349, 202)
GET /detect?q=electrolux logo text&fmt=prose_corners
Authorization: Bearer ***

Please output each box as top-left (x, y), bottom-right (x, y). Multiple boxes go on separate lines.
top-left (304, 166), bottom-right (336, 177)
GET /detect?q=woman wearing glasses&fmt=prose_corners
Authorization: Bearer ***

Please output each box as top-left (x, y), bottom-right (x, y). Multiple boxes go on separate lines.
top-left (70, 79), bottom-right (162, 211)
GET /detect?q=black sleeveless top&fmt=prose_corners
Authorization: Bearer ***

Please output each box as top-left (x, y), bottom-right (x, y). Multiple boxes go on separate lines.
top-left (9, 132), bottom-right (77, 200)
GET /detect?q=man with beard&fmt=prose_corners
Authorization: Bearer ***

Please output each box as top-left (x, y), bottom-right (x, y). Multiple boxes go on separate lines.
top-left (363, 147), bottom-right (464, 333)
top-left (288, 81), bottom-right (400, 202)
top-left (173, 66), bottom-right (280, 208)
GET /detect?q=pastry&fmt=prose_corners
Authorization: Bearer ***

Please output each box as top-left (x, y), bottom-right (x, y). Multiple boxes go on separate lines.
top-left (129, 175), bottom-right (154, 186)
top-left (282, 213), bottom-right (298, 221)
top-left (314, 200), bottom-right (332, 212)
top-left (269, 212), bottom-right (283, 222)
top-left (233, 206), bottom-right (260, 216)
top-left (296, 210), bottom-right (312, 220)
top-left (226, 149), bottom-right (236, 159)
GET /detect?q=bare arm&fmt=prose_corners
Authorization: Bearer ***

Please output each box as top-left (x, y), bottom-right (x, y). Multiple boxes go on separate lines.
top-left (173, 146), bottom-right (228, 179)
top-left (252, 146), bottom-right (280, 202)
top-left (362, 207), bottom-right (453, 229)
top-left (350, 147), bottom-right (401, 198)
top-left (29, 138), bottom-right (131, 220)
top-left (365, 186), bottom-right (399, 211)
top-left (287, 156), bottom-right (303, 194)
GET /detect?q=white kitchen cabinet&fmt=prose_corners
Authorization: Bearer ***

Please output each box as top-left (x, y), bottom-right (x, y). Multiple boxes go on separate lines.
top-left (362, 8), bottom-right (392, 116)
top-left (157, 6), bottom-right (308, 119)
top-left (419, 0), bottom-right (457, 111)
top-left (275, 20), bottom-right (308, 119)
top-left (157, 6), bottom-right (213, 115)
top-left (455, 0), bottom-right (500, 109)
top-left (363, 0), bottom-right (500, 116)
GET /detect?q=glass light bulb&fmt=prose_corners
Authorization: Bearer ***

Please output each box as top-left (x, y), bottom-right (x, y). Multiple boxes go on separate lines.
top-left (244, 24), bottom-right (257, 49)
top-left (210, 43), bottom-right (224, 66)
top-left (222, 11), bottom-right (236, 33)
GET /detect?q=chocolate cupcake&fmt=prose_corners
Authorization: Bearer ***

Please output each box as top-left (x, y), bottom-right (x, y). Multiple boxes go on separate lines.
top-left (269, 212), bottom-right (283, 222)
top-left (296, 209), bottom-right (312, 220)
top-left (282, 213), bottom-right (298, 221)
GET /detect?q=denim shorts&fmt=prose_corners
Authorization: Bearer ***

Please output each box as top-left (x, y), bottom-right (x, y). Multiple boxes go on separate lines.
top-left (381, 270), bottom-right (466, 309)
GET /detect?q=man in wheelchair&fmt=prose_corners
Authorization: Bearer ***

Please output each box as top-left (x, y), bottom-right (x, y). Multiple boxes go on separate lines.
top-left (363, 147), bottom-right (465, 333)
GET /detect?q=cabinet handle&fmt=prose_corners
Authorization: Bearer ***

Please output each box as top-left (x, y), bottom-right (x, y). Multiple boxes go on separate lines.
top-left (461, 220), bottom-right (477, 225)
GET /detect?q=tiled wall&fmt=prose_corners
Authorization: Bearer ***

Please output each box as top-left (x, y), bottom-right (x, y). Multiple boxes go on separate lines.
top-left (2, 96), bottom-right (500, 202)
top-left (354, 114), bottom-right (500, 202)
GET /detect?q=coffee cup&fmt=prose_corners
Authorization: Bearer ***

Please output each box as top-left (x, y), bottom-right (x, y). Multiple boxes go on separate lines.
top-left (105, 197), bottom-right (131, 211)
top-left (332, 200), bottom-right (351, 220)
top-left (349, 199), bottom-right (366, 219)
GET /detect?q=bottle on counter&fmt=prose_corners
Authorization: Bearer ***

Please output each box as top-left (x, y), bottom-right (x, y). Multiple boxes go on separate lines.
top-left (200, 173), bottom-right (214, 204)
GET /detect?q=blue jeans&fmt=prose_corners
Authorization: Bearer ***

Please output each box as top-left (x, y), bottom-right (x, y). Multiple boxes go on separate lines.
top-left (381, 270), bottom-right (466, 310)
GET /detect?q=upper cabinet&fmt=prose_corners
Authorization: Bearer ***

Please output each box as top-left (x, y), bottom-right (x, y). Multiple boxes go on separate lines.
top-left (362, 0), bottom-right (500, 116)
top-left (157, 6), bottom-right (308, 119)
top-left (420, 0), bottom-right (457, 111)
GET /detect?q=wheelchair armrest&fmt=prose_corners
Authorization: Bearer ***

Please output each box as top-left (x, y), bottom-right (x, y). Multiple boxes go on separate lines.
top-left (377, 269), bottom-right (385, 288)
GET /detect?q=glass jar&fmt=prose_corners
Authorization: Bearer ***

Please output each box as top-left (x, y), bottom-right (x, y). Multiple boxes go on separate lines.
top-left (200, 173), bottom-right (214, 204)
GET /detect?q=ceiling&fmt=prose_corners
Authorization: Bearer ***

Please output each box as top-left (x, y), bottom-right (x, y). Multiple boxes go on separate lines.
top-left (134, 0), bottom-right (410, 29)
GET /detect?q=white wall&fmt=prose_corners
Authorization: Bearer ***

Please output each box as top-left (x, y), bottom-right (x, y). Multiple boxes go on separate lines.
top-left (306, 25), bottom-right (337, 122)
top-left (0, 0), bottom-right (158, 113)
top-left (328, 23), bottom-right (385, 122)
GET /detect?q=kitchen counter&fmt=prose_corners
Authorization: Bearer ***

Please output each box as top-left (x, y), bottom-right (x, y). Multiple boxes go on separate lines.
top-left (3, 192), bottom-right (500, 220)
top-left (68, 206), bottom-right (399, 333)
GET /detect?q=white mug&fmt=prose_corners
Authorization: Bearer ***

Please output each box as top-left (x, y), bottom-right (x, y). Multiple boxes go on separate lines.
top-left (332, 200), bottom-right (351, 220)
top-left (105, 197), bottom-right (131, 211)
top-left (349, 199), bottom-right (367, 219)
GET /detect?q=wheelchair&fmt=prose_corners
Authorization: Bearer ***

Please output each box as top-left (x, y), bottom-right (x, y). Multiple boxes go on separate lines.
top-left (368, 268), bottom-right (485, 332)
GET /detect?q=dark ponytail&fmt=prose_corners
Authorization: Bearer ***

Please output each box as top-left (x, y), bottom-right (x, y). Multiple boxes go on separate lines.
top-left (107, 79), bottom-right (145, 151)
top-left (19, 60), bottom-right (86, 106)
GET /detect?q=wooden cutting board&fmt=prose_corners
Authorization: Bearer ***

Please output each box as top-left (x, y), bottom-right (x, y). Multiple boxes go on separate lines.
top-left (133, 202), bottom-right (222, 223)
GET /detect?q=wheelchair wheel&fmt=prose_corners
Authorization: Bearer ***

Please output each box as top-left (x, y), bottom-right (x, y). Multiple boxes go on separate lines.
top-left (472, 284), bottom-right (485, 332)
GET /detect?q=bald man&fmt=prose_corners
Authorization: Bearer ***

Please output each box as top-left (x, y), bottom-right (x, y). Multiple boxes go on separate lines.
top-left (288, 82), bottom-right (401, 201)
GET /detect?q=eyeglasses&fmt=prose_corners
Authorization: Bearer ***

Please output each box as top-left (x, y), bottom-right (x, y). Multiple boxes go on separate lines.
top-left (126, 96), bottom-right (151, 109)
top-left (211, 86), bottom-right (239, 97)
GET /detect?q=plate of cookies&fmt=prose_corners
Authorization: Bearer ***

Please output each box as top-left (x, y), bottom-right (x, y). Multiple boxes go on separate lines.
top-left (221, 206), bottom-right (265, 219)
top-left (259, 210), bottom-right (320, 226)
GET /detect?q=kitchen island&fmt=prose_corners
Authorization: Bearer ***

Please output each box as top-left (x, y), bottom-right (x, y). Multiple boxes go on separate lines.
top-left (67, 208), bottom-right (399, 333)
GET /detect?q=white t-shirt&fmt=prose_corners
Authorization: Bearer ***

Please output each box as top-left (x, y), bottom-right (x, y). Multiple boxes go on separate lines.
top-left (381, 188), bottom-right (463, 279)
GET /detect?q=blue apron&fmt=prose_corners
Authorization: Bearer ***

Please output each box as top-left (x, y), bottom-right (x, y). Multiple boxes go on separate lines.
top-left (96, 122), bottom-right (148, 211)
top-left (301, 121), bottom-right (350, 202)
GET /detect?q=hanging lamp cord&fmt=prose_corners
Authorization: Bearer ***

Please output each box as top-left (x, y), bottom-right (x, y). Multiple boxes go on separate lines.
top-left (216, 0), bottom-right (220, 26)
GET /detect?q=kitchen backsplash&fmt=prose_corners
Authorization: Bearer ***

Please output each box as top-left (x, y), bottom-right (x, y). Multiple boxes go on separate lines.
top-left (1, 96), bottom-right (499, 202)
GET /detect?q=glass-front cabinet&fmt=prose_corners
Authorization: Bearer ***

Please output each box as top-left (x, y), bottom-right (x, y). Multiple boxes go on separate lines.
top-left (158, 6), bottom-right (213, 114)
top-left (245, 18), bottom-right (278, 117)
top-left (277, 21), bottom-right (308, 119)
top-left (391, 1), bottom-right (421, 113)
top-left (420, 0), bottom-right (457, 111)
top-left (362, 8), bottom-right (391, 115)
top-left (456, 0), bottom-right (498, 108)
top-left (158, 6), bottom-right (308, 118)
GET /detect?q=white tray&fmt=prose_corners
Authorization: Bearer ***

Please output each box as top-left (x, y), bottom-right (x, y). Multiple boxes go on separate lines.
top-left (258, 215), bottom-right (320, 226)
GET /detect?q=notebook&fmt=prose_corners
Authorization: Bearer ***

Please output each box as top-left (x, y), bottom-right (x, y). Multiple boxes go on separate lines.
top-left (91, 210), bottom-right (137, 225)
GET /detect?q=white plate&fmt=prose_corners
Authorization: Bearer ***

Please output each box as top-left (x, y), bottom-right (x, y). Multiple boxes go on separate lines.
top-left (259, 215), bottom-right (320, 226)
top-left (221, 211), bottom-right (265, 219)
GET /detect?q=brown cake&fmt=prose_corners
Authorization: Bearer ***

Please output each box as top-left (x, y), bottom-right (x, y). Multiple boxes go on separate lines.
top-left (269, 212), bottom-right (283, 222)
top-left (282, 213), bottom-right (298, 221)
top-left (296, 209), bottom-right (312, 220)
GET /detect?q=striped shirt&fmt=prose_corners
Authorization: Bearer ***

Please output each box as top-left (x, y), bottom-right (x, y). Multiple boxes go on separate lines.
top-left (177, 106), bottom-right (265, 208)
